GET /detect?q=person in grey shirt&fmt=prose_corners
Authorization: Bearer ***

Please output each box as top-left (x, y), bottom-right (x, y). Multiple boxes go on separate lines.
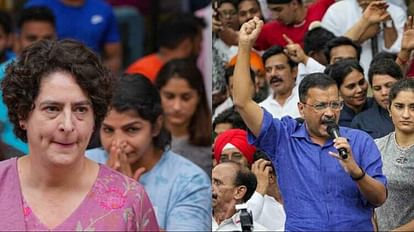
top-left (375, 79), bottom-right (414, 231)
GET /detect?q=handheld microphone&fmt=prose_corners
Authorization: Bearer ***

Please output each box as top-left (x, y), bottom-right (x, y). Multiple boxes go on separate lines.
top-left (326, 122), bottom-right (348, 159)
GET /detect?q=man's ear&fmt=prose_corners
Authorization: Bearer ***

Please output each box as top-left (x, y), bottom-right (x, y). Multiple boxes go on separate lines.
top-left (298, 102), bottom-right (305, 118)
top-left (176, 38), bottom-right (192, 57)
top-left (291, 66), bottom-right (298, 82)
top-left (233, 185), bottom-right (247, 201)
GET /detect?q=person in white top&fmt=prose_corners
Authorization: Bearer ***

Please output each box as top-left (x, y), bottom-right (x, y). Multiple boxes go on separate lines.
top-left (285, 35), bottom-right (362, 84)
top-left (213, 0), bottom-right (240, 63)
top-left (259, 45), bottom-right (301, 119)
top-left (212, 162), bottom-right (269, 231)
top-left (284, 27), bottom-right (335, 85)
top-left (248, 158), bottom-right (286, 231)
top-left (322, 0), bottom-right (406, 79)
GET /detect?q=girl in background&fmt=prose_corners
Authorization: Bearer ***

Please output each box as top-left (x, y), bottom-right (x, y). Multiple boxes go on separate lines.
top-left (375, 79), bottom-right (414, 231)
top-left (155, 58), bottom-right (212, 176)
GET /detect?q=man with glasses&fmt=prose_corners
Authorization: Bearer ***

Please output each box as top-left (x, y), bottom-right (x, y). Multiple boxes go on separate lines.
top-left (233, 17), bottom-right (387, 230)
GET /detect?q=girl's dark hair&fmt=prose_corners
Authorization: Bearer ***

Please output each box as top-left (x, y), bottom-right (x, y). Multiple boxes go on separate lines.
top-left (111, 74), bottom-right (171, 149)
top-left (325, 58), bottom-right (364, 88)
top-left (389, 79), bottom-right (414, 107)
top-left (2, 39), bottom-right (114, 142)
top-left (155, 58), bottom-right (211, 146)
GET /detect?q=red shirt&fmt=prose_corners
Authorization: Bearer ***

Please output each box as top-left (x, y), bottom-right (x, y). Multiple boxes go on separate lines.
top-left (255, 0), bottom-right (334, 51)
top-left (125, 53), bottom-right (164, 82)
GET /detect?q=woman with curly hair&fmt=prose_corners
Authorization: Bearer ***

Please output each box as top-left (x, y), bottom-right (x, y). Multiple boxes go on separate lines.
top-left (0, 39), bottom-right (158, 231)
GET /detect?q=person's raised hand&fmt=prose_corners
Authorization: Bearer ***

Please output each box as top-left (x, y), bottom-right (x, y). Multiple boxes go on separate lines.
top-left (239, 16), bottom-right (263, 48)
top-left (251, 158), bottom-right (272, 195)
top-left (401, 16), bottom-right (414, 51)
top-left (328, 137), bottom-right (359, 174)
top-left (362, 0), bottom-right (390, 24)
top-left (283, 34), bottom-right (307, 64)
top-left (106, 140), bottom-right (133, 178)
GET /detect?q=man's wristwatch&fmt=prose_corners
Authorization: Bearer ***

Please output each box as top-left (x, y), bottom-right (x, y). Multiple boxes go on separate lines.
top-left (351, 166), bottom-right (366, 181)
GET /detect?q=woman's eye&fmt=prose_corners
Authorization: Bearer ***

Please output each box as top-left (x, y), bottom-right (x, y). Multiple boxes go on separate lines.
top-left (45, 106), bottom-right (59, 113)
top-left (127, 127), bottom-right (139, 133)
top-left (75, 106), bottom-right (88, 113)
top-left (102, 127), bottom-right (113, 133)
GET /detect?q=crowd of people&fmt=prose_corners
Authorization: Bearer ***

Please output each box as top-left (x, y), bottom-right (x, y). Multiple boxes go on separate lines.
top-left (0, 0), bottom-right (212, 231)
top-left (0, 0), bottom-right (413, 231)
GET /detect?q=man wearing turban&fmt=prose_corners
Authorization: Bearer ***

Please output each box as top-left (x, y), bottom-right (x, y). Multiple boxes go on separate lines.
top-left (214, 129), bottom-right (256, 168)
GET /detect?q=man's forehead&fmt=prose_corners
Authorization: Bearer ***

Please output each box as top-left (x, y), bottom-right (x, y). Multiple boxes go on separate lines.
top-left (265, 54), bottom-right (289, 66)
top-left (221, 147), bottom-right (242, 155)
top-left (213, 164), bottom-right (237, 180)
top-left (307, 86), bottom-right (339, 100)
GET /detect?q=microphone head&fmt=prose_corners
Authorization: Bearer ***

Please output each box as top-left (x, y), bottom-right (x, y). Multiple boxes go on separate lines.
top-left (326, 121), bottom-right (338, 138)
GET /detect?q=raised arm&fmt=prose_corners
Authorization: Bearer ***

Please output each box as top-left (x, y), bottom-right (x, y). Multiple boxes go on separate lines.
top-left (396, 16), bottom-right (414, 73)
top-left (345, 1), bottom-right (391, 44)
top-left (233, 17), bottom-right (264, 137)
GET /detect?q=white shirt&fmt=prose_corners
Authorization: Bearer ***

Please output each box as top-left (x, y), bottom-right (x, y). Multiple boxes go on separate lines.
top-left (247, 192), bottom-right (286, 231)
top-left (296, 57), bottom-right (326, 85)
top-left (212, 211), bottom-right (269, 231)
top-left (213, 97), bottom-right (233, 121)
top-left (321, 0), bottom-right (406, 79)
top-left (213, 37), bottom-right (239, 63)
top-left (259, 85), bottom-right (301, 119)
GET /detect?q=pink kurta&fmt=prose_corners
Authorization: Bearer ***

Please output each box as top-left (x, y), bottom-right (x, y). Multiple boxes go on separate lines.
top-left (0, 158), bottom-right (159, 231)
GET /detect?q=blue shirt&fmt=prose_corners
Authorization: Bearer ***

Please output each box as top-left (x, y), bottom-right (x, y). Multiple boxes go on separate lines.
top-left (26, 0), bottom-right (120, 54)
top-left (86, 148), bottom-right (212, 231)
top-left (248, 110), bottom-right (386, 231)
top-left (0, 52), bottom-right (28, 154)
top-left (339, 98), bottom-right (374, 127)
top-left (351, 101), bottom-right (394, 139)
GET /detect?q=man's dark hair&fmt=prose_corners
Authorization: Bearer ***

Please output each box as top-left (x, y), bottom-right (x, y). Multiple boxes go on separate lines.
top-left (0, 10), bottom-right (12, 35)
top-left (299, 72), bottom-right (337, 102)
top-left (368, 58), bottom-right (403, 86)
top-left (325, 58), bottom-right (364, 88)
top-left (235, 168), bottom-right (257, 202)
top-left (157, 13), bottom-right (205, 50)
top-left (389, 79), bottom-right (414, 107)
top-left (111, 74), bottom-right (171, 149)
top-left (18, 6), bottom-right (55, 30)
top-left (304, 27), bottom-right (335, 55)
top-left (324, 36), bottom-right (362, 62)
top-left (225, 65), bottom-right (255, 87)
top-left (238, 0), bottom-right (262, 8)
top-left (213, 107), bottom-right (247, 131)
top-left (262, 45), bottom-right (297, 68)
top-left (229, 162), bottom-right (257, 202)
top-left (214, 0), bottom-right (238, 9)
top-left (370, 51), bottom-right (397, 66)
top-left (2, 39), bottom-right (113, 142)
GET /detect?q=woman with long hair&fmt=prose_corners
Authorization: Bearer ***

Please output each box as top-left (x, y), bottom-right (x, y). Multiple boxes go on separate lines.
top-left (155, 58), bottom-right (212, 176)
